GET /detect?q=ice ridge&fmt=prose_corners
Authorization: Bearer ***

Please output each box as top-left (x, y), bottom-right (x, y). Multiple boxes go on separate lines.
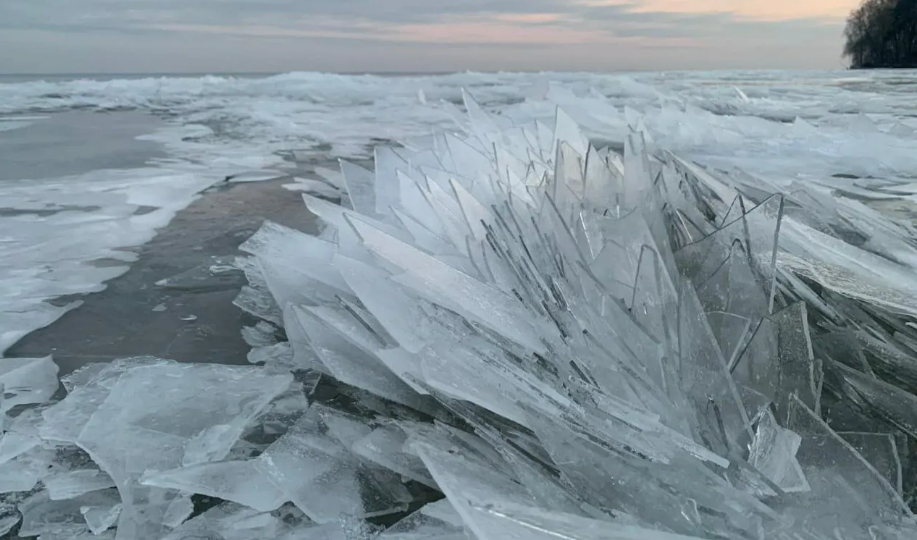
top-left (3, 88), bottom-right (917, 539)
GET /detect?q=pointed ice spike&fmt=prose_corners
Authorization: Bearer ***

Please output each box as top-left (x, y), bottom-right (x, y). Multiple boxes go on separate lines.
top-left (676, 194), bottom-right (783, 313)
top-left (551, 107), bottom-right (589, 159)
top-left (695, 239), bottom-right (769, 322)
top-left (631, 245), bottom-right (676, 348)
top-left (677, 280), bottom-right (754, 456)
top-left (346, 215), bottom-right (551, 353)
top-left (303, 191), bottom-right (410, 242)
top-left (291, 305), bottom-right (424, 409)
top-left (411, 440), bottom-right (539, 540)
top-left (139, 460), bottom-right (287, 512)
top-left (395, 170), bottom-right (449, 238)
top-left (444, 131), bottom-right (496, 183)
top-left (462, 88), bottom-right (504, 141)
top-left (240, 221), bottom-right (351, 293)
top-left (340, 159), bottom-right (377, 216)
top-left (333, 255), bottom-right (438, 355)
top-left (375, 146), bottom-right (408, 218)
top-left (450, 178), bottom-right (489, 241)
top-left (623, 131), bottom-right (654, 209)
top-left (583, 144), bottom-right (622, 212)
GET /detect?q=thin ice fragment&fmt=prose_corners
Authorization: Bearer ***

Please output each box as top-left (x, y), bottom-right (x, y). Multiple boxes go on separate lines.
top-left (139, 460), bottom-right (287, 512)
top-left (0, 356), bottom-right (59, 412)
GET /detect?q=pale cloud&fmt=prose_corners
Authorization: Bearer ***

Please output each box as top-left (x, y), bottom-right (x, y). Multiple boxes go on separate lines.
top-left (630, 0), bottom-right (856, 21)
top-left (0, 0), bottom-right (853, 73)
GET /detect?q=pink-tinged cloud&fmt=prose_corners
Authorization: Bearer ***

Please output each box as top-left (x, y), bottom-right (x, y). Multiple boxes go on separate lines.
top-left (152, 18), bottom-right (703, 48)
top-left (606, 0), bottom-right (858, 21)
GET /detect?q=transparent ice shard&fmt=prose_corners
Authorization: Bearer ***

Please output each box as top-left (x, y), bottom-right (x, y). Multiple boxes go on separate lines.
top-left (375, 146), bottom-right (408, 217)
top-left (256, 407), bottom-right (410, 523)
top-left (76, 362), bottom-right (292, 470)
top-left (378, 504), bottom-right (464, 539)
top-left (81, 500), bottom-right (121, 534)
top-left (351, 421), bottom-right (439, 488)
top-left (677, 280), bottom-right (753, 456)
top-left (785, 395), bottom-right (912, 526)
top-left (523, 405), bottom-right (769, 538)
top-left (676, 194), bottom-right (783, 313)
top-left (748, 410), bottom-right (809, 493)
top-left (240, 221), bottom-right (351, 294)
top-left (0, 513), bottom-right (18, 537)
top-left (333, 254), bottom-right (437, 355)
top-left (464, 500), bottom-right (709, 540)
top-left (839, 432), bottom-right (903, 496)
top-left (340, 159), bottom-right (377, 216)
top-left (139, 460), bottom-right (287, 512)
top-left (233, 284), bottom-right (283, 326)
top-left (18, 490), bottom-right (120, 538)
top-left (0, 356), bottom-right (59, 412)
top-left (0, 445), bottom-right (57, 492)
top-left (839, 356), bottom-right (916, 426)
top-left (552, 107), bottom-right (590, 160)
top-left (291, 305), bottom-right (424, 409)
top-left (622, 131), bottom-right (654, 209)
top-left (411, 439), bottom-right (538, 537)
top-left (38, 360), bottom-right (291, 539)
top-left (769, 303), bottom-right (820, 421)
top-left (0, 430), bottom-right (40, 465)
top-left (161, 493), bottom-right (193, 529)
top-left (45, 469), bottom-right (117, 500)
top-left (347, 216), bottom-right (550, 353)
top-left (247, 341), bottom-right (295, 370)
top-left (158, 502), bottom-right (285, 540)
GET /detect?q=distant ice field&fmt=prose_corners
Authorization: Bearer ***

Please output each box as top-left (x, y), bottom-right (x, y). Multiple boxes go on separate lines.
top-left (1, 69), bottom-right (916, 355)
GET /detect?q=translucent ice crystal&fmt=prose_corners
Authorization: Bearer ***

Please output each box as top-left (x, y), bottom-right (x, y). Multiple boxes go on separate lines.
top-left (6, 84), bottom-right (917, 540)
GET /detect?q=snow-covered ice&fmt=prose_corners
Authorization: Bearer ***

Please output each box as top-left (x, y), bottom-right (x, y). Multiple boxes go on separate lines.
top-left (1, 70), bottom-right (917, 539)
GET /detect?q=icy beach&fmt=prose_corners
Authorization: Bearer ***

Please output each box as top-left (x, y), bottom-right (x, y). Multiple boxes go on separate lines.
top-left (2, 70), bottom-right (917, 539)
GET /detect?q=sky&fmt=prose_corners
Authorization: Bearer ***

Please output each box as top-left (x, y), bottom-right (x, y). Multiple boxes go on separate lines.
top-left (0, 0), bottom-right (859, 74)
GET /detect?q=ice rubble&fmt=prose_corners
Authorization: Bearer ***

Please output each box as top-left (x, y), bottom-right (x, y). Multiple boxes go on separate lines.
top-left (4, 90), bottom-right (917, 540)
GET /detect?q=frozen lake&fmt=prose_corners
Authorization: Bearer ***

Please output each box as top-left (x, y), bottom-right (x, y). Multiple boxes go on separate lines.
top-left (2, 69), bottom-right (917, 539)
top-left (1, 69), bottom-right (916, 357)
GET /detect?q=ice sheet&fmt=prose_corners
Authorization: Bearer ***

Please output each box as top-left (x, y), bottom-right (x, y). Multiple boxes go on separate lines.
top-left (2, 70), bottom-right (917, 356)
top-left (3, 70), bottom-right (917, 540)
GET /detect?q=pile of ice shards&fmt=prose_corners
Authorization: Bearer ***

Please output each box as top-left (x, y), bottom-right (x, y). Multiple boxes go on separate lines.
top-left (5, 91), bottom-right (917, 540)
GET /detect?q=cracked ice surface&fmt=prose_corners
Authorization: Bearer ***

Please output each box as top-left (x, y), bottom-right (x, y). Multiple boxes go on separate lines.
top-left (4, 87), bottom-right (917, 540)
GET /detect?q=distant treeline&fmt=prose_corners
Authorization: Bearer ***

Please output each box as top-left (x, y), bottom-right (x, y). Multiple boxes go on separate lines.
top-left (844, 0), bottom-right (917, 68)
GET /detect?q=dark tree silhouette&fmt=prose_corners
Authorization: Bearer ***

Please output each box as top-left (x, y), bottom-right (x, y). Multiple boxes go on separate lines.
top-left (843, 0), bottom-right (917, 68)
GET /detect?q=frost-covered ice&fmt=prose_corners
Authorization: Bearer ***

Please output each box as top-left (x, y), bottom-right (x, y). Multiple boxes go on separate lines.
top-left (2, 71), bottom-right (917, 539)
